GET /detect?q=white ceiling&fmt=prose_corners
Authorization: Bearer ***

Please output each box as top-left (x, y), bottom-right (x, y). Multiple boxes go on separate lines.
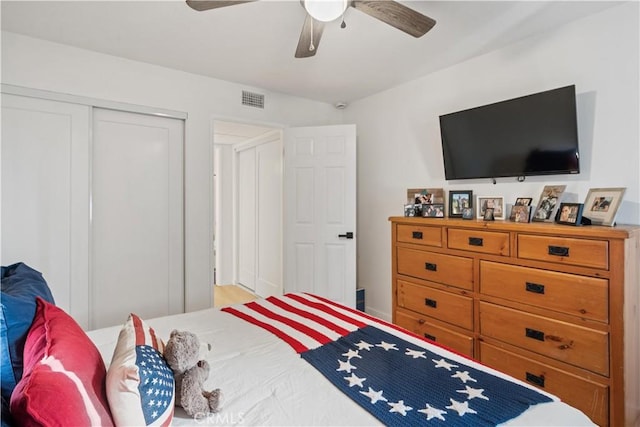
top-left (1, 0), bottom-right (622, 107)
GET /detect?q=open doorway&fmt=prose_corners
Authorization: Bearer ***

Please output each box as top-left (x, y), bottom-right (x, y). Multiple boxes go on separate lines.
top-left (213, 120), bottom-right (283, 298)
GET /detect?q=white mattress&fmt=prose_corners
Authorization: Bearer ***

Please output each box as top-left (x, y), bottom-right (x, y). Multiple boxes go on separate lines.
top-left (87, 302), bottom-right (596, 426)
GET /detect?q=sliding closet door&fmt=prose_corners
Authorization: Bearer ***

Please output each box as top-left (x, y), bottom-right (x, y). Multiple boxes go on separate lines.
top-left (1, 94), bottom-right (91, 327)
top-left (91, 108), bottom-right (184, 329)
top-left (235, 137), bottom-right (283, 297)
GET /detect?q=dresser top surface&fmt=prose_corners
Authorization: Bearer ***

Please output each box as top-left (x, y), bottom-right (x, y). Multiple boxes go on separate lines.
top-left (389, 216), bottom-right (639, 240)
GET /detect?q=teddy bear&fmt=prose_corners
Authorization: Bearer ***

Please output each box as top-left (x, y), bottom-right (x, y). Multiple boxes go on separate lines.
top-left (163, 329), bottom-right (222, 417)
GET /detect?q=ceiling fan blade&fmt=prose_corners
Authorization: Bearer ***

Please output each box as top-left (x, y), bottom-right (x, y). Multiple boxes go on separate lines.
top-left (295, 14), bottom-right (325, 58)
top-left (352, 0), bottom-right (436, 38)
top-left (186, 0), bottom-right (256, 12)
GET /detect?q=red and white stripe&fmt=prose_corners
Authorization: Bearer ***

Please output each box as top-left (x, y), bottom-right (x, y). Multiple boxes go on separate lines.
top-left (131, 313), bottom-right (164, 352)
top-left (222, 293), bottom-right (422, 353)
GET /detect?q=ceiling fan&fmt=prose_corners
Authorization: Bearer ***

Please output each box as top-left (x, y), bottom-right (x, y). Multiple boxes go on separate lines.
top-left (185, 0), bottom-right (436, 58)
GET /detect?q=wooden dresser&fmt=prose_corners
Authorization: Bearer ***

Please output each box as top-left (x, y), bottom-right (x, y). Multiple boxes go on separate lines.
top-left (389, 217), bottom-right (639, 426)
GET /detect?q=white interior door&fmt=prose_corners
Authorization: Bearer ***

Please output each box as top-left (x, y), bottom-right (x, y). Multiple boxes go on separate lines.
top-left (91, 108), bottom-right (184, 329)
top-left (284, 124), bottom-right (356, 307)
top-left (255, 139), bottom-right (283, 297)
top-left (237, 148), bottom-right (256, 290)
top-left (1, 94), bottom-right (91, 327)
top-left (235, 135), bottom-right (283, 297)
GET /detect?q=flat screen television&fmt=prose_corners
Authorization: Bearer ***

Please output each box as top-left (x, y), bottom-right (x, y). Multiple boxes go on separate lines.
top-left (439, 85), bottom-right (580, 180)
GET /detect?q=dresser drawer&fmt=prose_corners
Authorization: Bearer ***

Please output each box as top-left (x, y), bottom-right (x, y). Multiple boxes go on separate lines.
top-left (480, 343), bottom-right (608, 426)
top-left (397, 224), bottom-right (442, 247)
top-left (397, 247), bottom-right (473, 290)
top-left (448, 228), bottom-right (510, 256)
top-left (518, 234), bottom-right (608, 269)
top-left (395, 310), bottom-right (473, 357)
top-left (480, 261), bottom-right (609, 322)
top-left (479, 302), bottom-right (609, 375)
top-left (397, 280), bottom-right (473, 330)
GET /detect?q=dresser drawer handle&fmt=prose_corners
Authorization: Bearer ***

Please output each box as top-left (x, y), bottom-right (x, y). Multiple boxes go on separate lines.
top-left (424, 333), bottom-right (436, 341)
top-left (526, 372), bottom-right (545, 388)
top-left (468, 237), bottom-right (484, 246)
top-left (525, 327), bottom-right (545, 341)
top-left (548, 245), bottom-right (569, 257)
top-left (525, 282), bottom-right (545, 294)
top-left (425, 262), bottom-right (437, 271)
top-left (424, 298), bottom-right (437, 308)
top-left (418, 318), bottom-right (426, 325)
top-left (412, 231), bottom-right (423, 239)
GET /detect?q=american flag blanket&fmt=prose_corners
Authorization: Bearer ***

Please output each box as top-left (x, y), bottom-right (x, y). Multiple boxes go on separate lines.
top-left (222, 293), bottom-right (554, 426)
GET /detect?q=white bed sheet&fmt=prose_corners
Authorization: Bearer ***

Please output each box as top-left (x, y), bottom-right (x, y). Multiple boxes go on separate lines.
top-left (87, 305), bottom-right (596, 426)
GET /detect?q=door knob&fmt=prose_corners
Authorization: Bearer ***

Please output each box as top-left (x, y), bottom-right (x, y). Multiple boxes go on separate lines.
top-left (338, 232), bottom-right (354, 239)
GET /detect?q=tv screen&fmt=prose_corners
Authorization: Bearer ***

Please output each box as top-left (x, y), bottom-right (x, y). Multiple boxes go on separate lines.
top-left (439, 85), bottom-right (580, 180)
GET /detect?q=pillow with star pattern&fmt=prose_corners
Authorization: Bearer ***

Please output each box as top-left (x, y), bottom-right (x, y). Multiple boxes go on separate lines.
top-left (106, 313), bottom-right (174, 426)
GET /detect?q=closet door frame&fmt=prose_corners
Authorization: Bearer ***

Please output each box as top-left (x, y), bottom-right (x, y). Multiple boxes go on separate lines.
top-left (1, 84), bottom-right (187, 329)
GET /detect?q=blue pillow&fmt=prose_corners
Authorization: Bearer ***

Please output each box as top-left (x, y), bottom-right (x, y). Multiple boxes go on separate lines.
top-left (0, 263), bottom-right (55, 403)
top-left (1, 394), bottom-right (14, 427)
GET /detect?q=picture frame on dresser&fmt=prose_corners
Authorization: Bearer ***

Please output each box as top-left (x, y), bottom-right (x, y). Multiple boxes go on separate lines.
top-left (448, 190), bottom-right (473, 218)
top-left (532, 185), bottom-right (566, 222)
top-left (421, 203), bottom-right (445, 218)
top-left (514, 197), bottom-right (533, 206)
top-left (477, 196), bottom-right (504, 220)
top-left (582, 187), bottom-right (626, 226)
top-left (510, 204), bottom-right (531, 223)
top-left (461, 207), bottom-right (474, 220)
top-left (556, 202), bottom-right (584, 225)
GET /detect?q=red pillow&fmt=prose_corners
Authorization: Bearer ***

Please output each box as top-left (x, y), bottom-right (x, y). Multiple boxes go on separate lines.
top-left (9, 297), bottom-right (114, 426)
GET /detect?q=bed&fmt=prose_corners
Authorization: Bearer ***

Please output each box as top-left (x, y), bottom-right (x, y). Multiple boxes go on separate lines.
top-left (1, 262), bottom-right (594, 426)
top-left (85, 292), bottom-right (594, 426)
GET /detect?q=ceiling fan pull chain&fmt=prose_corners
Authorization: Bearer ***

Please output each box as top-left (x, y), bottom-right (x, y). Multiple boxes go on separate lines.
top-left (309, 18), bottom-right (315, 52)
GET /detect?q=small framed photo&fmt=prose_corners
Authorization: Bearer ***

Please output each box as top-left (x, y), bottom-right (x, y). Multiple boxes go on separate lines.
top-left (483, 207), bottom-right (495, 221)
top-left (532, 185), bottom-right (566, 222)
top-left (583, 187), bottom-right (626, 226)
top-left (448, 190), bottom-right (473, 218)
top-left (510, 205), bottom-right (531, 223)
top-left (477, 196), bottom-right (505, 220)
top-left (404, 204), bottom-right (416, 217)
top-left (557, 203), bottom-right (584, 226)
top-left (515, 197), bottom-right (533, 206)
top-left (462, 207), bottom-right (474, 220)
top-left (421, 203), bottom-right (445, 218)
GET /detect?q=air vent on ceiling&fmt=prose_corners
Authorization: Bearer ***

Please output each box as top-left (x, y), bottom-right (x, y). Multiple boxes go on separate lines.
top-left (242, 90), bottom-right (265, 109)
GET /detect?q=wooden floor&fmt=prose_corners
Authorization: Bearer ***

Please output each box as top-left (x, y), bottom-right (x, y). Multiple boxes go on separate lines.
top-left (213, 284), bottom-right (258, 307)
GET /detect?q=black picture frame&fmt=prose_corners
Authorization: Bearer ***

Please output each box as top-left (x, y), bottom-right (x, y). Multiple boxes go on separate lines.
top-left (483, 207), bottom-right (495, 221)
top-left (514, 197), bottom-right (533, 206)
top-left (461, 207), bottom-right (474, 220)
top-left (421, 203), bottom-right (445, 218)
top-left (448, 190), bottom-right (473, 218)
top-left (556, 202), bottom-right (584, 226)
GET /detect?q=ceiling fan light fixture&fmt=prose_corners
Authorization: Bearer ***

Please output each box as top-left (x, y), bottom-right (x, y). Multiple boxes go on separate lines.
top-left (304, 0), bottom-right (348, 22)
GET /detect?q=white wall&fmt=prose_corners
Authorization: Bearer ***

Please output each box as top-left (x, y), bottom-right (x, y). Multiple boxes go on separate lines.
top-left (1, 31), bottom-right (342, 313)
top-left (345, 2), bottom-right (640, 320)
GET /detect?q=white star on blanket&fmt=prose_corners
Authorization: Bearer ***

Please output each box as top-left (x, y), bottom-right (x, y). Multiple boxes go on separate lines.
top-left (343, 373), bottom-right (366, 388)
top-left (418, 403), bottom-right (447, 421)
top-left (337, 359), bottom-right (357, 373)
top-left (405, 348), bottom-right (427, 359)
top-left (433, 358), bottom-right (459, 371)
top-left (360, 387), bottom-right (387, 404)
top-left (376, 341), bottom-right (399, 351)
top-left (446, 398), bottom-right (478, 416)
top-left (457, 385), bottom-right (489, 400)
top-left (452, 370), bottom-right (477, 384)
top-left (355, 340), bottom-right (374, 351)
top-left (342, 349), bottom-right (362, 360)
top-left (388, 400), bottom-right (413, 415)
